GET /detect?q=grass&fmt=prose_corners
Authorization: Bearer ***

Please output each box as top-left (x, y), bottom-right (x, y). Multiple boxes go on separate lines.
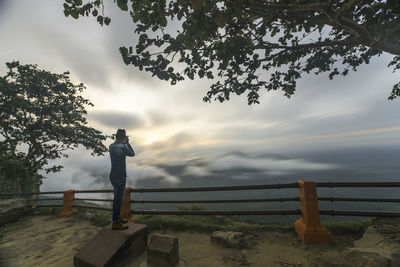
top-left (323, 219), bottom-right (374, 236)
top-left (27, 205), bottom-right (373, 237)
top-left (134, 214), bottom-right (295, 233)
top-left (6, 201), bottom-right (373, 238)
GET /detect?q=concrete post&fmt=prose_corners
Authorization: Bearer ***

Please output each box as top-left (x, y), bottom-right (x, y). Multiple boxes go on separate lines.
top-left (120, 187), bottom-right (137, 222)
top-left (294, 180), bottom-right (332, 244)
top-left (58, 190), bottom-right (75, 217)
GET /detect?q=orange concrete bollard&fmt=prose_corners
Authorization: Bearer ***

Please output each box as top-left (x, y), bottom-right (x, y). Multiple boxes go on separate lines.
top-left (120, 187), bottom-right (138, 222)
top-left (58, 190), bottom-right (75, 217)
top-left (294, 180), bottom-right (332, 244)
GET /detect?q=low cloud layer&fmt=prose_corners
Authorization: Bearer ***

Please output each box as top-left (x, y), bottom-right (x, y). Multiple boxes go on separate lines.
top-left (41, 147), bottom-right (340, 194)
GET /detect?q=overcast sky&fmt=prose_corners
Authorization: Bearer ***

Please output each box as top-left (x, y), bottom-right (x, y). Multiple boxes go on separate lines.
top-left (0, 0), bottom-right (399, 192)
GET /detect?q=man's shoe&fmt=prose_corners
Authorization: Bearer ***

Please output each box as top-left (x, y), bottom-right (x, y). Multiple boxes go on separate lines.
top-left (120, 217), bottom-right (128, 223)
top-left (112, 221), bottom-right (129, 230)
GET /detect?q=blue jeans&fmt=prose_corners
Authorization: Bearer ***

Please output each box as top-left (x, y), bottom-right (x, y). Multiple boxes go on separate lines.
top-left (111, 178), bottom-right (126, 222)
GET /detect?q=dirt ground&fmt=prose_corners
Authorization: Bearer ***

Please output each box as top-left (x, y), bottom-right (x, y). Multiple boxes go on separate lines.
top-left (0, 215), bottom-right (399, 267)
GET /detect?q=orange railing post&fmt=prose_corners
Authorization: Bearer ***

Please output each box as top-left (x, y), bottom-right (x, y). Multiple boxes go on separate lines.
top-left (294, 180), bottom-right (332, 244)
top-left (120, 187), bottom-right (138, 222)
top-left (58, 190), bottom-right (75, 217)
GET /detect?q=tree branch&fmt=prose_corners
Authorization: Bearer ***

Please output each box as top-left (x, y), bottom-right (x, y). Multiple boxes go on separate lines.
top-left (335, 0), bottom-right (358, 19)
top-left (247, 0), bottom-right (330, 11)
top-left (257, 38), bottom-right (356, 50)
top-left (243, 1), bottom-right (400, 56)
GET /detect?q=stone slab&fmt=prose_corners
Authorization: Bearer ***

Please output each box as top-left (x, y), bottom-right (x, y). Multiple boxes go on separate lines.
top-left (147, 234), bottom-right (179, 267)
top-left (74, 222), bottom-right (147, 267)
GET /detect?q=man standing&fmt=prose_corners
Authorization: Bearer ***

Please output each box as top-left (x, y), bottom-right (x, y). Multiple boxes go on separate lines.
top-left (109, 129), bottom-right (135, 230)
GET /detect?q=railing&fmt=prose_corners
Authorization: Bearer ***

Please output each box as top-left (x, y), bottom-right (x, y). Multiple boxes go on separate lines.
top-left (3, 180), bottom-right (400, 244)
top-left (1, 183), bottom-right (303, 215)
top-left (2, 181), bottom-right (400, 217)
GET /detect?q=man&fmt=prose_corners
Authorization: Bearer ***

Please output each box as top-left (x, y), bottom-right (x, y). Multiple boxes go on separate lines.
top-left (109, 129), bottom-right (135, 230)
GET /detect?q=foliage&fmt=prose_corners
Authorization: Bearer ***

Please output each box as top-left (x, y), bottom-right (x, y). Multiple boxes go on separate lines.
top-left (33, 205), bottom-right (371, 236)
top-left (0, 61), bottom-right (109, 192)
top-left (63, 0), bottom-right (400, 104)
top-left (323, 218), bottom-right (372, 235)
top-left (47, 204), bottom-right (293, 232)
top-left (177, 204), bottom-right (206, 211)
top-left (0, 150), bottom-right (37, 194)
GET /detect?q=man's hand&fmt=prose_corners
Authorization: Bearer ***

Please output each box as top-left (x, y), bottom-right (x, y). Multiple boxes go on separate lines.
top-left (125, 136), bottom-right (129, 144)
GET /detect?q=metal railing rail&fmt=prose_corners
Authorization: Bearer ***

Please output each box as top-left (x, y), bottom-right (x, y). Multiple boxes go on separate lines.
top-left (318, 197), bottom-right (400, 203)
top-left (316, 182), bottom-right (400, 187)
top-left (319, 210), bottom-right (400, 217)
top-left (75, 198), bottom-right (113, 202)
top-left (129, 183), bottom-right (299, 193)
top-left (2, 181), bottom-right (400, 218)
top-left (130, 209), bottom-right (302, 216)
top-left (130, 197), bottom-right (300, 204)
top-left (35, 204), bottom-right (63, 208)
top-left (0, 191), bottom-right (65, 196)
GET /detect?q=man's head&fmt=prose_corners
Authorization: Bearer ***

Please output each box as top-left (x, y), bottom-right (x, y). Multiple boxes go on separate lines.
top-left (115, 129), bottom-right (127, 143)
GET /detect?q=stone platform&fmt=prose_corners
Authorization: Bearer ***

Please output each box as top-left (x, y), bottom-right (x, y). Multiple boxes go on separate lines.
top-left (74, 222), bottom-right (147, 267)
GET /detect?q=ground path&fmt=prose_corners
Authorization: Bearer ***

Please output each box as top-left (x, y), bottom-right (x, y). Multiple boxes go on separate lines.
top-left (0, 215), bottom-right (399, 266)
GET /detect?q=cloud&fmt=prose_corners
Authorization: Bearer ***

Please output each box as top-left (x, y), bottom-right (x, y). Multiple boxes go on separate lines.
top-left (88, 110), bottom-right (146, 130)
top-left (295, 126), bottom-right (400, 142)
top-left (183, 166), bottom-right (211, 177)
top-left (146, 131), bottom-right (195, 151)
top-left (148, 149), bottom-right (339, 183)
top-left (40, 145), bottom-right (181, 195)
top-left (127, 164), bottom-right (179, 185)
top-left (0, 0), bottom-right (9, 16)
top-left (207, 153), bottom-right (338, 176)
top-left (147, 110), bottom-right (171, 127)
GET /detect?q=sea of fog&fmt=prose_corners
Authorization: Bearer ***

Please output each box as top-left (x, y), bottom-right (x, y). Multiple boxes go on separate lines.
top-left (130, 146), bottom-right (400, 224)
top-left (41, 145), bottom-right (400, 224)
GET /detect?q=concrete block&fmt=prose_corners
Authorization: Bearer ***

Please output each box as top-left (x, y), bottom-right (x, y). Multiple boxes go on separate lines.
top-left (0, 198), bottom-right (26, 226)
top-left (147, 234), bottom-right (179, 267)
top-left (74, 222), bottom-right (147, 267)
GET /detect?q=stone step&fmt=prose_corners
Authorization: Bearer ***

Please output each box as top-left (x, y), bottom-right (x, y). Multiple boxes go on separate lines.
top-left (74, 222), bottom-right (147, 267)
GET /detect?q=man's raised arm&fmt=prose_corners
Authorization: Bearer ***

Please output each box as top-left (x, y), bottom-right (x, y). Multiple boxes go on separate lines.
top-left (124, 143), bottom-right (135, 157)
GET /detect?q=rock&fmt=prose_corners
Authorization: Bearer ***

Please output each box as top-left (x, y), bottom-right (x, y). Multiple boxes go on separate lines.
top-left (222, 252), bottom-right (249, 265)
top-left (147, 234), bottom-right (179, 267)
top-left (0, 198), bottom-right (26, 226)
top-left (83, 211), bottom-right (95, 219)
top-left (391, 253), bottom-right (400, 267)
top-left (211, 231), bottom-right (255, 249)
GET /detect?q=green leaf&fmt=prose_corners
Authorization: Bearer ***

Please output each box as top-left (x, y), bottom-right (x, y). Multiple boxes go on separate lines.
top-left (117, 0), bottom-right (128, 11)
top-left (198, 69), bottom-right (205, 78)
top-left (161, 17), bottom-right (167, 27)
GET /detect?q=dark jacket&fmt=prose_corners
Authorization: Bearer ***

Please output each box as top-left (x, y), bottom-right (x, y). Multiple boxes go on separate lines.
top-left (109, 142), bottom-right (135, 181)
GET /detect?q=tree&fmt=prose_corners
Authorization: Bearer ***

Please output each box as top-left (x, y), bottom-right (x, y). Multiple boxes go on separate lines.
top-left (0, 61), bottom-right (109, 193)
top-left (0, 149), bottom-right (37, 194)
top-left (62, 0), bottom-right (400, 104)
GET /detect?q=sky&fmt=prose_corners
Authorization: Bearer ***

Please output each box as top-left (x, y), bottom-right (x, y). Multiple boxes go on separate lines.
top-left (0, 0), bottom-right (399, 193)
